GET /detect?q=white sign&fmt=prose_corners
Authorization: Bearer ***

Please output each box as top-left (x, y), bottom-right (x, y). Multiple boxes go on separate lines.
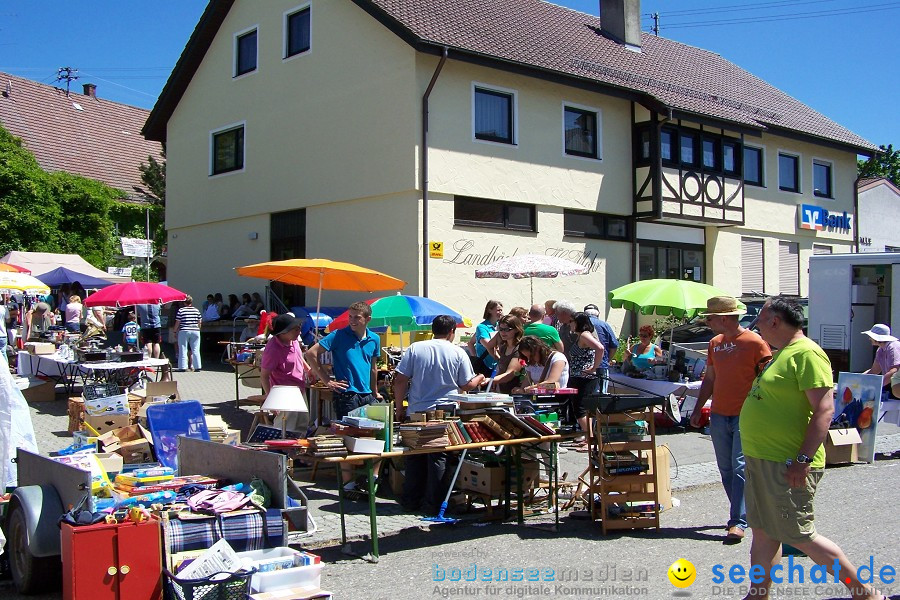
top-left (121, 237), bottom-right (153, 258)
top-left (107, 266), bottom-right (133, 277)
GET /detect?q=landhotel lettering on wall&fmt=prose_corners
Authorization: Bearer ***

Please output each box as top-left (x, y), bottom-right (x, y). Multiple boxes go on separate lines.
top-left (444, 239), bottom-right (603, 273)
top-left (798, 204), bottom-right (852, 232)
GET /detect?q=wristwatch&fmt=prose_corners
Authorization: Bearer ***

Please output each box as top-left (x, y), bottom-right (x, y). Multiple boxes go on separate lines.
top-left (784, 453), bottom-right (811, 467)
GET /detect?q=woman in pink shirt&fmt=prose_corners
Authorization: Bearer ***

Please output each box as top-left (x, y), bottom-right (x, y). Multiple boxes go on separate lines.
top-left (260, 314), bottom-right (311, 433)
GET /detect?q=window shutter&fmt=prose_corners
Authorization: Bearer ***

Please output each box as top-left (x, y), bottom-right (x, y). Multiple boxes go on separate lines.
top-left (741, 237), bottom-right (764, 295)
top-left (813, 244), bottom-right (832, 255)
top-left (779, 241), bottom-right (799, 295)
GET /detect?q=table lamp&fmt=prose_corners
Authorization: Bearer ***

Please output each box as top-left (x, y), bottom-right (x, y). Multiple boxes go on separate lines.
top-left (261, 385), bottom-right (309, 439)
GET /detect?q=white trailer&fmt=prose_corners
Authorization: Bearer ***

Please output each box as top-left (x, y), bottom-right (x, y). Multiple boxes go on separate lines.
top-left (808, 252), bottom-right (900, 374)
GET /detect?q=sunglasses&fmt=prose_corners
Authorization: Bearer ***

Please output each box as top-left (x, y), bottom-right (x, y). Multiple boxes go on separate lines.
top-left (498, 327), bottom-right (513, 332)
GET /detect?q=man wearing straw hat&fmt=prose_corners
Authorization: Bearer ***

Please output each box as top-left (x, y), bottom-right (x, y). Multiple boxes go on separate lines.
top-left (691, 296), bottom-right (770, 542)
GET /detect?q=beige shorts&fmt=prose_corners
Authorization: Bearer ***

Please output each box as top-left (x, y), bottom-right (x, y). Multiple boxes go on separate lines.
top-left (744, 455), bottom-right (823, 546)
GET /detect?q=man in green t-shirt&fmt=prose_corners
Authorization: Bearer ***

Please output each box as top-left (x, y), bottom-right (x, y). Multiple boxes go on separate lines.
top-left (524, 305), bottom-right (563, 351)
top-left (739, 296), bottom-right (881, 600)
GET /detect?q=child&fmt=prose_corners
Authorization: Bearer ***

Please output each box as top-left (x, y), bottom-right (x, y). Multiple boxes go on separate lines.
top-left (122, 311), bottom-right (140, 352)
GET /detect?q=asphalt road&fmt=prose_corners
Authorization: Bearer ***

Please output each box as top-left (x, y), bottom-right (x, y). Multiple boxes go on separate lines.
top-left (315, 458), bottom-right (900, 599)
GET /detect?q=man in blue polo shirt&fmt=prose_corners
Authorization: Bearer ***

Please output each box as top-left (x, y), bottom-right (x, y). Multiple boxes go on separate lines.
top-left (306, 300), bottom-right (382, 419)
top-left (306, 300), bottom-right (383, 496)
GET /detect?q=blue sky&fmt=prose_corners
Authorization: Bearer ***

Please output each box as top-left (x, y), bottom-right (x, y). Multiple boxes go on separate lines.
top-left (2, 0), bottom-right (897, 151)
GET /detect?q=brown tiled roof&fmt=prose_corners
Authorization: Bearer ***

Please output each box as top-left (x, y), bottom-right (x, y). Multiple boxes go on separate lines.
top-left (857, 177), bottom-right (900, 195)
top-left (145, 0), bottom-right (876, 154)
top-left (0, 72), bottom-right (164, 202)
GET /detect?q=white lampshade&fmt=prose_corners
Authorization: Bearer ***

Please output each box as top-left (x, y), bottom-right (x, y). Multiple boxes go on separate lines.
top-left (262, 385), bottom-right (308, 413)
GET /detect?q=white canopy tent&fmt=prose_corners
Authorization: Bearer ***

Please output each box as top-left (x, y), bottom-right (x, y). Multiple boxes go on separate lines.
top-left (0, 251), bottom-right (130, 285)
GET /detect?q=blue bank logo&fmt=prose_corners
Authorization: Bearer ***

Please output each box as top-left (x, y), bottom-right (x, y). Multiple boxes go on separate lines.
top-left (800, 204), bottom-right (851, 231)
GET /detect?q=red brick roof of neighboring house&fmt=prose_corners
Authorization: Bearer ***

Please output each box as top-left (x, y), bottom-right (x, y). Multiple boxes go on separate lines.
top-left (144, 0), bottom-right (876, 155)
top-left (857, 177), bottom-right (900, 195)
top-left (0, 72), bottom-right (163, 203)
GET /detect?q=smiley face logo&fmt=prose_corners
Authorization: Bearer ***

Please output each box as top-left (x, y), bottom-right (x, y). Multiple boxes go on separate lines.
top-left (667, 559), bottom-right (696, 588)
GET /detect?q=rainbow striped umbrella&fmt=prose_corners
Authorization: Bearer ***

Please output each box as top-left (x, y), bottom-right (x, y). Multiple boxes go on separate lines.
top-left (327, 295), bottom-right (472, 332)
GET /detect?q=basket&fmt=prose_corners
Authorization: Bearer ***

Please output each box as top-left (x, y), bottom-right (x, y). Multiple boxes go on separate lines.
top-left (164, 568), bottom-right (255, 600)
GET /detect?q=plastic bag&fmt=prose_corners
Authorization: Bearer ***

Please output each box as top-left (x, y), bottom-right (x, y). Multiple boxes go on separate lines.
top-left (0, 364), bottom-right (39, 489)
top-left (187, 489), bottom-right (251, 514)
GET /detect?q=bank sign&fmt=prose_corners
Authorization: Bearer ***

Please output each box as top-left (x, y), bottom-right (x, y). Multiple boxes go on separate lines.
top-left (798, 204), bottom-right (852, 232)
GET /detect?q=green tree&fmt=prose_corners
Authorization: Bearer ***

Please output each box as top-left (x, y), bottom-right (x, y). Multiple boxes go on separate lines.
top-left (0, 124), bottom-right (154, 273)
top-left (0, 127), bottom-right (62, 254)
top-left (858, 143), bottom-right (900, 187)
top-left (139, 145), bottom-right (166, 206)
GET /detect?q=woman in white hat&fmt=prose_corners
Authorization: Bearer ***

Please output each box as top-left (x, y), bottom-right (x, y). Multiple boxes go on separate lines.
top-left (861, 323), bottom-right (900, 400)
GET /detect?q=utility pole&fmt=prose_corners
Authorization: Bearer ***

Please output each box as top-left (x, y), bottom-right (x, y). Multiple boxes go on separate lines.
top-left (56, 67), bottom-right (78, 96)
top-left (651, 12), bottom-right (659, 36)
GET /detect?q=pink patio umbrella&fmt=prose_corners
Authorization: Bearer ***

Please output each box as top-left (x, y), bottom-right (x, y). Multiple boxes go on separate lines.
top-left (83, 281), bottom-right (187, 307)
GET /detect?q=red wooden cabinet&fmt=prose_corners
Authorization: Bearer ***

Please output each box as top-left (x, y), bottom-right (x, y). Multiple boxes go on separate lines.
top-left (61, 518), bottom-right (162, 600)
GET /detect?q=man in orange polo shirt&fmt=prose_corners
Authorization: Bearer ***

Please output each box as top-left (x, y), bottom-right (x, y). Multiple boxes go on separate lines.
top-left (691, 296), bottom-right (771, 542)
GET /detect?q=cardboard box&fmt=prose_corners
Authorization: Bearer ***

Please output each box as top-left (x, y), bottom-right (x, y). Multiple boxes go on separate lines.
top-left (95, 452), bottom-right (124, 475)
top-left (650, 444), bottom-right (672, 511)
top-left (130, 381), bottom-right (181, 402)
top-left (342, 436), bottom-right (384, 454)
top-left (21, 378), bottom-right (56, 403)
top-left (223, 429), bottom-right (241, 446)
top-left (458, 460), bottom-right (538, 496)
top-left (98, 424), bottom-right (154, 464)
top-left (25, 341), bottom-right (55, 355)
top-left (825, 428), bottom-right (861, 465)
top-left (84, 413), bottom-right (131, 436)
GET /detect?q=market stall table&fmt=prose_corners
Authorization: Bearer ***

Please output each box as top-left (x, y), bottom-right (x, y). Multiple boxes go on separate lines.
top-left (298, 434), bottom-right (567, 561)
top-left (607, 370), bottom-right (702, 398)
top-left (16, 350), bottom-right (84, 395)
top-left (77, 358), bottom-right (170, 388)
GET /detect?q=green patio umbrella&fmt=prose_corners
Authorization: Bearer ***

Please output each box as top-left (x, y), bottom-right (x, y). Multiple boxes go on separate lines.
top-left (608, 279), bottom-right (744, 319)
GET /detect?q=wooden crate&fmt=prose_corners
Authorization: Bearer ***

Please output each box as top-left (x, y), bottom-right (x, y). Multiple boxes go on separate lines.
top-left (68, 394), bottom-right (143, 432)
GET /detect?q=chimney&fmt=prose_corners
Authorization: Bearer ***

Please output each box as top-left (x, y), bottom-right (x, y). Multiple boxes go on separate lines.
top-left (600, 0), bottom-right (642, 51)
top-left (82, 83), bottom-right (97, 98)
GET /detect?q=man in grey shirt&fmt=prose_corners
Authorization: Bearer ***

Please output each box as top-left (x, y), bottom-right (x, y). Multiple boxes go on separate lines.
top-left (393, 315), bottom-right (484, 514)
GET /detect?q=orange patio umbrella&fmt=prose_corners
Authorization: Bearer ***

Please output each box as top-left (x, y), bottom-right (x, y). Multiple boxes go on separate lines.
top-left (0, 263), bottom-right (30, 274)
top-left (235, 258), bottom-right (406, 333)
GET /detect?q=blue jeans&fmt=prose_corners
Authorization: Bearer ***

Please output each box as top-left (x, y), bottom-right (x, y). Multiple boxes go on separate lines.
top-left (177, 330), bottom-right (201, 370)
top-left (710, 413), bottom-right (746, 529)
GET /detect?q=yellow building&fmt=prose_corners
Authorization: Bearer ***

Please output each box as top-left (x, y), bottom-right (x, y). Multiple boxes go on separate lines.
top-left (144, 0), bottom-right (875, 330)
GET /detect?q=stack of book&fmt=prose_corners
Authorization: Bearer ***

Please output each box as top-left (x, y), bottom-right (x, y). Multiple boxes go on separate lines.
top-left (306, 435), bottom-right (348, 458)
top-left (398, 421), bottom-right (449, 448)
top-left (467, 412), bottom-right (556, 441)
top-left (602, 451), bottom-right (650, 475)
top-left (205, 415), bottom-right (229, 443)
top-left (113, 473), bottom-right (218, 496)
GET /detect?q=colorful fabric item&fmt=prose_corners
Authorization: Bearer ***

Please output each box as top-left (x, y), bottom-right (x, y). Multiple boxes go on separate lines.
top-left (164, 508), bottom-right (284, 554)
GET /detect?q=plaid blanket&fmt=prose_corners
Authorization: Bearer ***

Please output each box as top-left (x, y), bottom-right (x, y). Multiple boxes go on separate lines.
top-left (165, 509), bottom-right (284, 554)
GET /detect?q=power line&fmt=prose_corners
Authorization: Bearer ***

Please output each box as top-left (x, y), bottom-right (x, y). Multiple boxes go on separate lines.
top-left (77, 71), bottom-right (157, 98)
top-left (660, 2), bottom-right (900, 29)
top-left (657, 0), bottom-right (841, 17)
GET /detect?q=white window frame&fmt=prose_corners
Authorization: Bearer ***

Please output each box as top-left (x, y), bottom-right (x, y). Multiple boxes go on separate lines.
top-left (233, 25), bottom-right (259, 79)
top-left (777, 149), bottom-right (801, 194)
top-left (743, 143), bottom-right (765, 187)
top-left (812, 157), bottom-right (834, 200)
top-left (471, 81), bottom-right (518, 147)
top-left (283, 3), bottom-right (312, 62)
top-left (209, 121), bottom-right (247, 178)
top-left (561, 101), bottom-right (603, 161)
